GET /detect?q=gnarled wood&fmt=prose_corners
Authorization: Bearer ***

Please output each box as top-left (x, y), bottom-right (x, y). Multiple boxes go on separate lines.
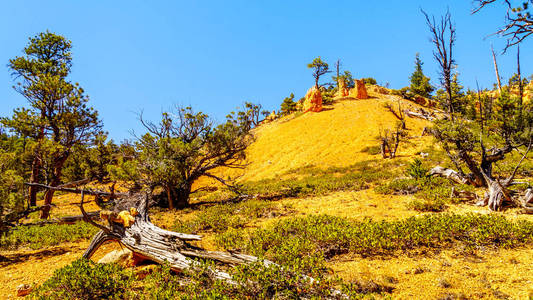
top-left (429, 166), bottom-right (469, 184)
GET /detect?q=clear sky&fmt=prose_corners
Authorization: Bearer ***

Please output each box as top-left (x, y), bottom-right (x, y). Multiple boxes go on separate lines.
top-left (0, 1), bottom-right (531, 141)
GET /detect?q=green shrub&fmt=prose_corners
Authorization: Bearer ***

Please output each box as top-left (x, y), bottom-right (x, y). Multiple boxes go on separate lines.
top-left (405, 158), bottom-right (429, 179)
top-left (32, 259), bottom-right (133, 299)
top-left (0, 222), bottom-right (98, 250)
top-left (173, 200), bottom-right (290, 234)
top-left (362, 77), bottom-right (377, 85)
top-left (217, 214), bottom-right (533, 270)
top-left (360, 145), bottom-right (382, 155)
top-left (407, 198), bottom-right (447, 212)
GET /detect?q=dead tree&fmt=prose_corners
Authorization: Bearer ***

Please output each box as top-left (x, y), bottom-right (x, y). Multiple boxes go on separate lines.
top-left (422, 9), bottom-right (456, 120)
top-left (479, 138), bottom-right (532, 212)
top-left (473, 0), bottom-right (533, 51)
top-left (491, 44), bottom-right (503, 94)
top-left (384, 100), bottom-right (406, 129)
top-left (380, 124), bottom-right (404, 159)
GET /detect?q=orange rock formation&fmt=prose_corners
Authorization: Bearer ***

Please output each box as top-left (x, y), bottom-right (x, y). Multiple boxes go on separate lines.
top-left (303, 86), bottom-right (323, 112)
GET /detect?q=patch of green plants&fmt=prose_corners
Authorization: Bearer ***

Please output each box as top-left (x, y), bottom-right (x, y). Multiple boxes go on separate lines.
top-left (173, 199), bottom-right (292, 234)
top-left (33, 258), bottom-right (391, 299)
top-left (360, 145), bottom-right (382, 155)
top-left (0, 222), bottom-right (98, 250)
top-left (217, 213), bottom-right (533, 272)
top-left (407, 198), bottom-right (447, 212)
top-left (32, 259), bottom-right (134, 299)
top-left (240, 160), bottom-right (400, 200)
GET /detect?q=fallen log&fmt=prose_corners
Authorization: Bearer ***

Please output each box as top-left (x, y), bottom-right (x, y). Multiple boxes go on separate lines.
top-left (404, 109), bottom-right (435, 121)
top-left (429, 166), bottom-right (469, 185)
top-left (77, 192), bottom-right (345, 297)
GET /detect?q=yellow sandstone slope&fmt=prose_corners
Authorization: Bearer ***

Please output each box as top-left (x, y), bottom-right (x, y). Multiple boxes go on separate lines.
top-left (220, 94), bottom-right (433, 182)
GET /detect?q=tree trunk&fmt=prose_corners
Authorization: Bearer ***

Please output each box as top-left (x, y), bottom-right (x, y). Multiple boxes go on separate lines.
top-left (28, 156), bottom-right (41, 207)
top-left (40, 156), bottom-right (68, 219)
top-left (174, 184), bottom-right (192, 209)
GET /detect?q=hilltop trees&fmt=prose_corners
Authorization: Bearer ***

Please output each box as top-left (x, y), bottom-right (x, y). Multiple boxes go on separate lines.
top-left (110, 104), bottom-right (258, 209)
top-left (308, 57), bottom-right (330, 88)
top-left (409, 53), bottom-right (434, 98)
top-left (3, 31), bottom-right (101, 218)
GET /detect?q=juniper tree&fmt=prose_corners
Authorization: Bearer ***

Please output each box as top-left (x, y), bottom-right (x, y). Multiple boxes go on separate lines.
top-left (110, 104), bottom-right (259, 209)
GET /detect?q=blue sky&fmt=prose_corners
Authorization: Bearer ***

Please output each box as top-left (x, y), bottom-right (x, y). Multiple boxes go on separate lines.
top-left (0, 1), bottom-right (531, 141)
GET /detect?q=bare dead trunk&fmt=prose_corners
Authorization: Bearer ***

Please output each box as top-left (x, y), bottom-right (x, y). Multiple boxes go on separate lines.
top-left (492, 45), bottom-right (502, 95)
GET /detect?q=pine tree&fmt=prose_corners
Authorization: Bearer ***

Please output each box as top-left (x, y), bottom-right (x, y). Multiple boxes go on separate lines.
top-left (280, 93), bottom-right (296, 116)
top-left (409, 53), bottom-right (434, 97)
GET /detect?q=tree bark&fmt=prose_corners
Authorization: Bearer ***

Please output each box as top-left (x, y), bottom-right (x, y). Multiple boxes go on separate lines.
top-left (40, 155), bottom-right (71, 219)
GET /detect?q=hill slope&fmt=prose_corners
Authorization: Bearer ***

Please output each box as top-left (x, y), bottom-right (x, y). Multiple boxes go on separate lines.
top-left (232, 94), bottom-right (432, 181)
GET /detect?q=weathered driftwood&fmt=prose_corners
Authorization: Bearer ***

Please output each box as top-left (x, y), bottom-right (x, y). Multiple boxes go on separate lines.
top-left (404, 109), bottom-right (435, 121)
top-left (78, 192), bottom-right (345, 297)
top-left (429, 166), bottom-right (469, 185)
top-left (80, 192), bottom-right (271, 281)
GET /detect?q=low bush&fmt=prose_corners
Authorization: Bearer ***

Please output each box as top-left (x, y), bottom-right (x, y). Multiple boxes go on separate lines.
top-left (173, 200), bottom-right (292, 234)
top-left (32, 259), bottom-right (133, 299)
top-left (34, 258), bottom-right (390, 299)
top-left (240, 160), bottom-right (399, 200)
top-left (217, 214), bottom-right (533, 273)
top-left (0, 222), bottom-right (98, 250)
top-left (407, 198), bottom-right (447, 212)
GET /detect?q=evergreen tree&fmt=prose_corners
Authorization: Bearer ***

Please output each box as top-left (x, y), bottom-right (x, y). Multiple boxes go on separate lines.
top-left (435, 73), bottom-right (465, 114)
top-left (308, 57), bottom-right (330, 88)
top-left (409, 53), bottom-right (434, 97)
top-left (280, 93), bottom-right (297, 116)
top-left (3, 31), bottom-right (102, 218)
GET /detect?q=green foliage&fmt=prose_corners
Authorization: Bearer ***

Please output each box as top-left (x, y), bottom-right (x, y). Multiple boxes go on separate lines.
top-left (360, 145), bottom-right (382, 155)
top-left (362, 77), bottom-right (377, 85)
top-left (407, 198), bottom-right (447, 212)
top-left (33, 259), bottom-right (133, 299)
top-left (0, 222), bottom-right (97, 250)
top-left (34, 258), bottom-right (388, 299)
top-left (280, 93), bottom-right (297, 116)
top-left (405, 158), bottom-right (429, 179)
top-left (62, 133), bottom-right (119, 182)
top-left (239, 161), bottom-right (398, 200)
top-left (332, 70), bottom-right (355, 89)
top-left (308, 57), bottom-right (330, 88)
top-left (173, 199), bottom-right (289, 234)
top-left (434, 73), bottom-right (465, 113)
top-left (110, 105), bottom-right (257, 209)
top-left (0, 133), bottom-right (27, 225)
top-left (218, 214), bottom-right (533, 271)
top-left (409, 53), bottom-right (434, 97)
top-left (390, 87), bottom-right (414, 100)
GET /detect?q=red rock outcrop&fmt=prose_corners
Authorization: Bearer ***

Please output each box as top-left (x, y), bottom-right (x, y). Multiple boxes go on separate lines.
top-left (349, 79), bottom-right (368, 99)
top-left (303, 86), bottom-right (323, 112)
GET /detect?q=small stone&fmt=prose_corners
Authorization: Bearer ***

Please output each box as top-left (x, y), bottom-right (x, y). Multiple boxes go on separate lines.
top-left (16, 284), bottom-right (32, 297)
top-left (97, 249), bottom-right (133, 266)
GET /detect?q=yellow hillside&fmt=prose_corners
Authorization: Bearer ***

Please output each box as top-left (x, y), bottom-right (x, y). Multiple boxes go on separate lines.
top-left (229, 94), bottom-right (432, 182)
